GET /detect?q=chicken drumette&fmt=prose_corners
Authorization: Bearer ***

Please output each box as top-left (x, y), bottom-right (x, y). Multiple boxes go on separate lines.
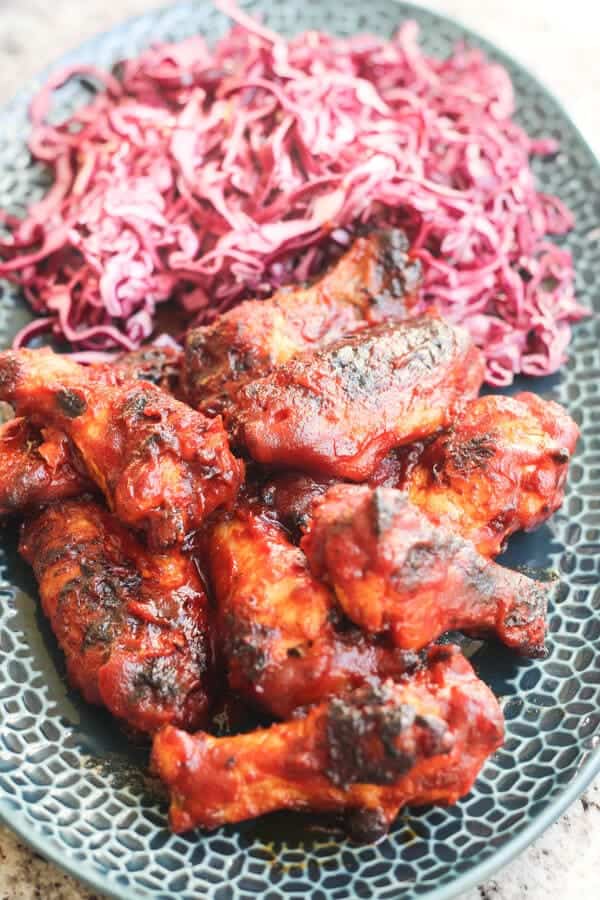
top-left (234, 316), bottom-right (485, 480)
top-left (206, 503), bottom-right (414, 719)
top-left (0, 348), bottom-right (243, 549)
top-left (302, 485), bottom-right (550, 655)
top-left (20, 498), bottom-right (213, 735)
top-left (183, 229), bottom-right (421, 418)
top-left (151, 645), bottom-right (503, 837)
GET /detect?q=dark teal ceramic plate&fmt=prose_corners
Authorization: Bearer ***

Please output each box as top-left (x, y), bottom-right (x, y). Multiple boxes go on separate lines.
top-left (0, 2), bottom-right (599, 898)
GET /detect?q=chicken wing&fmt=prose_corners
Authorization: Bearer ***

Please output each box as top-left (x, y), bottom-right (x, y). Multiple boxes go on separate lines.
top-left (0, 417), bottom-right (90, 516)
top-left (234, 316), bottom-right (485, 480)
top-left (302, 485), bottom-right (550, 655)
top-left (19, 498), bottom-right (213, 735)
top-left (262, 393), bottom-right (577, 556)
top-left (403, 392), bottom-right (579, 556)
top-left (0, 348), bottom-right (243, 549)
top-left (207, 504), bottom-right (414, 719)
top-left (183, 229), bottom-right (421, 417)
top-left (0, 348), bottom-right (184, 518)
top-left (151, 645), bottom-right (504, 837)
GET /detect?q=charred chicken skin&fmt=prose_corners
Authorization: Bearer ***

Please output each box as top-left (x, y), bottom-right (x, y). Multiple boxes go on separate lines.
top-left (234, 316), bottom-right (485, 480)
top-left (20, 498), bottom-right (213, 735)
top-left (183, 229), bottom-right (421, 417)
top-left (207, 504), bottom-right (414, 719)
top-left (0, 417), bottom-right (90, 516)
top-left (403, 392), bottom-right (579, 557)
top-left (151, 645), bottom-right (504, 837)
top-left (111, 345), bottom-right (183, 397)
top-left (302, 485), bottom-right (550, 656)
top-left (0, 349), bottom-right (243, 549)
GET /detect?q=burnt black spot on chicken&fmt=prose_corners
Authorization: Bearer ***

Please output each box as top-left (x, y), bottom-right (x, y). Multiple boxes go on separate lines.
top-left (371, 228), bottom-right (422, 308)
top-left (56, 388), bottom-right (87, 418)
top-left (0, 354), bottom-right (22, 398)
top-left (224, 616), bottom-right (276, 682)
top-left (131, 656), bottom-right (181, 702)
top-left (345, 806), bottom-right (391, 843)
top-left (118, 348), bottom-right (180, 389)
top-left (390, 521), bottom-right (461, 590)
top-left (57, 577), bottom-right (82, 606)
top-left (395, 540), bottom-right (440, 589)
top-left (96, 571), bottom-right (141, 608)
top-left (82, 620), bottom-right (115, 650)
top-left (230, 349), bottom-right (261, 378)
top-left (445, 432), bottom-right (497, 474)
top-left (325, 684), bottom-right (449, 788)
top-left (140, 425), bottom-right (178, 456)
top-left (122, 391), bottom-right (150, 419)
top-left (414, 714), bottom-right (453, 754)
top-left (39, 540), bottom-right (97, 569)
top-left (325, 318), bottom-right (459, 402)
top-left (329, 340), bottom-right (382, 396)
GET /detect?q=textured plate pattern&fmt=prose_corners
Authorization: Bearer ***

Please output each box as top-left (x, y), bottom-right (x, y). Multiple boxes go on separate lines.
top-left (0, 2), bottom-right (599, 899)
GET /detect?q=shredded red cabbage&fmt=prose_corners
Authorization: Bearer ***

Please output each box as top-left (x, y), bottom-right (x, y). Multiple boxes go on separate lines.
top-left (0, 0), bottom-right (586, 383)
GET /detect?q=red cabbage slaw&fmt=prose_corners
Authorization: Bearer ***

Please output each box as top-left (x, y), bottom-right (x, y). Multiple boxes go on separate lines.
top-left (0, 0), bottom-right (586, 383)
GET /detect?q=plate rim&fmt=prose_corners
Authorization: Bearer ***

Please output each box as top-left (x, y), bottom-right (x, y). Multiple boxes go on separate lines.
top-left (0, 1), bottom-right (599, 898)
top-left (1, 745), bottom-right (599, 900)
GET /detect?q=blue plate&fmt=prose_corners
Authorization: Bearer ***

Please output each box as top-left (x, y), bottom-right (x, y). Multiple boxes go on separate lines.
top-left (0, 2), bottom-right (599, 898)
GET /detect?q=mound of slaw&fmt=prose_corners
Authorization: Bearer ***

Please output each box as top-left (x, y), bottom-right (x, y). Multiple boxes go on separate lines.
top-left (0, 0), bottom-right (586, 383)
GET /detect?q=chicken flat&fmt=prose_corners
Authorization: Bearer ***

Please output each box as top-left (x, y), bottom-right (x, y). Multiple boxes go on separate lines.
top-left (207, 504), bottom-right (414, 718)
top-left (302, 484), bottom-right (550, 655)
top-left (0, 348), bottom-right (243, 549)
top-left (151, 645), bottom-right (504, 837)
top-left (183, 229), bottom-right (421, 417)
top-left (20, 498), bottom-right (213, 735)
top-left (234, 316), bottom-right (485, 480)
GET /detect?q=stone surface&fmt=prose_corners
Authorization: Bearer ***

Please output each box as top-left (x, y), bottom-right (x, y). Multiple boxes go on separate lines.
top-left (0, 1), bottom-right (598, 899)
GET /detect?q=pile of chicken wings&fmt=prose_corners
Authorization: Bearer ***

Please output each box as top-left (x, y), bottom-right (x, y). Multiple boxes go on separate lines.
top-left (0, 230), bottom-right (579, 841)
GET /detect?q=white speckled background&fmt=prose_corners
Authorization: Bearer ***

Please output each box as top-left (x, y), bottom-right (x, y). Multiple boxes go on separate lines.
top-left (0, 1), bottom-right (599, 898)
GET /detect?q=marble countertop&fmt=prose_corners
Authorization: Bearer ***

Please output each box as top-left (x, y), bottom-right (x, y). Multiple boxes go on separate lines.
top-left (0, 1), bottom-right (598, 898)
